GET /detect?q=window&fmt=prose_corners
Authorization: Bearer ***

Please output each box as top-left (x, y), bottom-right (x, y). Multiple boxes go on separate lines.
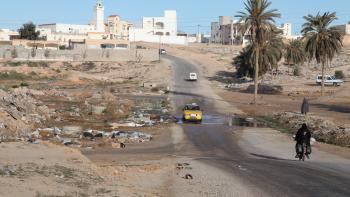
top-left (155, 22), bottom-right (164, 29)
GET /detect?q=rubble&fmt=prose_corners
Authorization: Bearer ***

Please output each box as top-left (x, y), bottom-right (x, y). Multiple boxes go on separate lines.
top-left (0, 88), bottom-right (50, 139)
top-left (273, 112), bottom-right (350, 147)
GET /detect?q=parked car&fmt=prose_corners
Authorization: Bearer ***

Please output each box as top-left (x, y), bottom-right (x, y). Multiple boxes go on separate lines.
top-left (188, 73), bottom-right (198, 81)
top-left (182, 103), bottom-right (203, 123)
top-left (159, 49), bottom-right (167, 55)
top-left (316, 75), bottom-right (343, 86)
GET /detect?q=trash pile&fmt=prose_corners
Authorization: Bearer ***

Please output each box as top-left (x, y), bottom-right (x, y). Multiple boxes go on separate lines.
top-left (110, 97), bottom-right (174, 128)
top-left (26, 126), bottom-right (153, 149)
top-left (273, 112), bottom-right (350, 147)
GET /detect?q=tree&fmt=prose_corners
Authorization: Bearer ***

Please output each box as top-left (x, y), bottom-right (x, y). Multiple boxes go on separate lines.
top-left (236, 0), bottom-right (281, 103)
top-left (18, 22), bottom-right (40, 40)
top-left (284, 39), bottom-right (306, 74)
top-left (234, 28), bottom-right (284, 78)
top-left (301, 12), bottom-right (343, 96)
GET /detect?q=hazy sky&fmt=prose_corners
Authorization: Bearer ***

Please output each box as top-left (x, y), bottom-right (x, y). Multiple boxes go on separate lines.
top-left (0, 0), bottom-right (349, 35)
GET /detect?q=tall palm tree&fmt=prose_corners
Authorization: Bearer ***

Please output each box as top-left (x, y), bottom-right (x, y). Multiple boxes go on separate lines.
top-left (302, 12), bottom-right (343, 96)
top-left (236, 0), bottom-right (281, 103)
top-left (284, 39), bottom-right (306, 73)
top-left (234, 28), bottom-right (284, 78)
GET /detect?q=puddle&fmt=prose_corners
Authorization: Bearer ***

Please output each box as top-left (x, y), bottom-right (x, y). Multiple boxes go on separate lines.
top-left (176, 115), bottom-right (267, 128)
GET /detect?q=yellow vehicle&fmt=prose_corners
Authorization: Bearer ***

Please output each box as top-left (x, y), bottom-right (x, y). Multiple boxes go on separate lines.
top-left (182, 103), bottom-right (203, 123)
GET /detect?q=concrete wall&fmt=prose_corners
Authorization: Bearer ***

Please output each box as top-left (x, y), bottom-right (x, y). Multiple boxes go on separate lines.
top-left (0, 46), bottom-right (158, 62)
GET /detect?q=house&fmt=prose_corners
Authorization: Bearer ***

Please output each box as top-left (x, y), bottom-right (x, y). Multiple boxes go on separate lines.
top-left (129, 10), bottom-right (188, 45)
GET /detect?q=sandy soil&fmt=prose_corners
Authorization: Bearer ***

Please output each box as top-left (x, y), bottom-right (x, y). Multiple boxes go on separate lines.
top-left (0, 142), bottom-right (120, 197)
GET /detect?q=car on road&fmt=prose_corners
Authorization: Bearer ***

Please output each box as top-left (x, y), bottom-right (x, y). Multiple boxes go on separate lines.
top-left (316, 75), bottom-right (343, 86)
top-left (188, 73), bottom-right (198, 81)
top-left (159, 49), bottom-right (167, 55)
top-left (182, 103), bottom-right (203, 123)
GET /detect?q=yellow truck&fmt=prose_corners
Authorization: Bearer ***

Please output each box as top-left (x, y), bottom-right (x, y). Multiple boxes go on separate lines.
top-left (182, 103), bottom-right (203, 123)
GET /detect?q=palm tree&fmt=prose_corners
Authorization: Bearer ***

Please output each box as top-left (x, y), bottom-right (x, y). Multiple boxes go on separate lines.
top-left (234, 28), bottom-right (284, 78)
top-left (284, 39), bottom-right (306, 74)
top-left (236, 0), bottom-right (281, 103)
top-left (302, 12), bottom-right (343, 96)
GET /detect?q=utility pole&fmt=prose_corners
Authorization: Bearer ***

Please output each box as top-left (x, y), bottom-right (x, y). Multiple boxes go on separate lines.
top-left (197, 25), bottom-right (201, 43)
top-left (158, 35), bottom-right (161, 61)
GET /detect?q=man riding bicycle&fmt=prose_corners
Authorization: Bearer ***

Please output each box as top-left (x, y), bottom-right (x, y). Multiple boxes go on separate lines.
top-left (294, 124), bottom-right (312, 159)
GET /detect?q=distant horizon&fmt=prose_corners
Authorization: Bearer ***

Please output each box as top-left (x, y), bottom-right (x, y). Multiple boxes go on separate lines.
top-left (0, 0), bottom-right (349, 35)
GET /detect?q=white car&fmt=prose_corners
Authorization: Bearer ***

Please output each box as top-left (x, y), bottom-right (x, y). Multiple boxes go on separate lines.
top-left (189, 73), bottom-right (198, 81)
top-left (316, 75), bottom-right (343, 86)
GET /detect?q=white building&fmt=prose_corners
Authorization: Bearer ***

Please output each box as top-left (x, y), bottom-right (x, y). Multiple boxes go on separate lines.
top-left (279, 23), bottom-right (292, 38)
top-left (129, 10), bottom-right (188, 45)
top-left (0, 29), bottom-right (19, 41)
top-left (142, 10), bottom-right (177, 36)
top-left (38, 23), bottom-right (95, 34)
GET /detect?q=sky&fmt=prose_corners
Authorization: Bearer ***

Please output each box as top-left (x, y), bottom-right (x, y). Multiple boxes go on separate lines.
top-left (0, 0), bottom-right (349, 35)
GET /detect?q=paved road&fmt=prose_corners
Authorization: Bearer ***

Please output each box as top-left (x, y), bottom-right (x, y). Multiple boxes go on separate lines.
top-left (164, 55), bottom-right (350, 197)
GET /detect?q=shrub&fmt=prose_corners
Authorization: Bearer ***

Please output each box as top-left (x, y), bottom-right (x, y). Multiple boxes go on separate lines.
top-left (7, 62), bottom-right (22, 67)
top-left (335, 70), bottom-right (345, 79)
top-left (11, 85), bottom-right (19, 89)
top-left (293, 66), bottom-right (301, 76)
top-left (59, 45), bottom-right (66, 50)
top-left (28, 62), bottom-right (49, 68)
top-left (11, 48), bottom-right (18, 58)
top-left (29, 71), bottom-right (37, 76)
top-left (44, 49), bottom-right (50, 58)
top-left (0, 71), bottom-right (31, 80)
top-left (31, 48), bottom-right (37, 58)
top-left (20, 82), bottom-right (29, 87)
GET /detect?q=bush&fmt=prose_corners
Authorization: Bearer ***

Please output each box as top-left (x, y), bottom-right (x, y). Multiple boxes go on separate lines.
top-left (0, 71), bottom-right (31, 80)
top-left (20, 82), bottom-right (29, 87)
top-left (31, 48), bottom-right (37, 58)
top-left (293, 66), bottom-right (301, 76)
top-left (59, 45), bottom-right (66, 50)
top-left (7, 62), bottom-right (22, 67)
top-left (28, 62), bottom-right (49, 68)
top-left (44, 49), bottom-right (50, 58)
top-left (335, 70), bottom-right (345, 79)
top-left (11, 48), bottom-right (18, 58)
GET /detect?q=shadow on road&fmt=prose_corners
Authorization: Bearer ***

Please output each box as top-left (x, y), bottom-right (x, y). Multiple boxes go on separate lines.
top-left (250, 153), bottom-right (295, 162)
top-left (311, 103), bottom-right (350, 114)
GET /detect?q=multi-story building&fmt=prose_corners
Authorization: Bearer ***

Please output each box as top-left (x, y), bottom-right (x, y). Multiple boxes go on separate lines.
top-left (129, 10), bottom-right (188, 45)
top-left (210, 16), bottom-right (241, 45)
top-left (106, 15), bottom-right (133, 40)
top-left (211, 16), bottom-right (294, 46)
top-left (142, 10), bottom-right (177, 36)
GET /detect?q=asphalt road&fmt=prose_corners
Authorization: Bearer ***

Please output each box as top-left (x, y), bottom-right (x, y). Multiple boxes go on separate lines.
top-left (164, 54), bottom-right (350, 197)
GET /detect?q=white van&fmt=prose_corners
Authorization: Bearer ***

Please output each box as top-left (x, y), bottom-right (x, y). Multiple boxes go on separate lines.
top-left (316, 75), bottom-right (343, 86)
top-left (189, 73), bottom-right (198, 81)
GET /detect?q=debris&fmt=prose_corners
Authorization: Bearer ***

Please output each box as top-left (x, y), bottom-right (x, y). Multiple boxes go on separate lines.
top-left (62, 126), bottom-right (83, 136)
top-left (111, 142), bottom-right (126, 149)
top-left (184, 174), bottom-right (193, 180)
top-left (82, 130), bottom-right (94, 139)
top-left (111, 131), bottom-right (152, 142)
